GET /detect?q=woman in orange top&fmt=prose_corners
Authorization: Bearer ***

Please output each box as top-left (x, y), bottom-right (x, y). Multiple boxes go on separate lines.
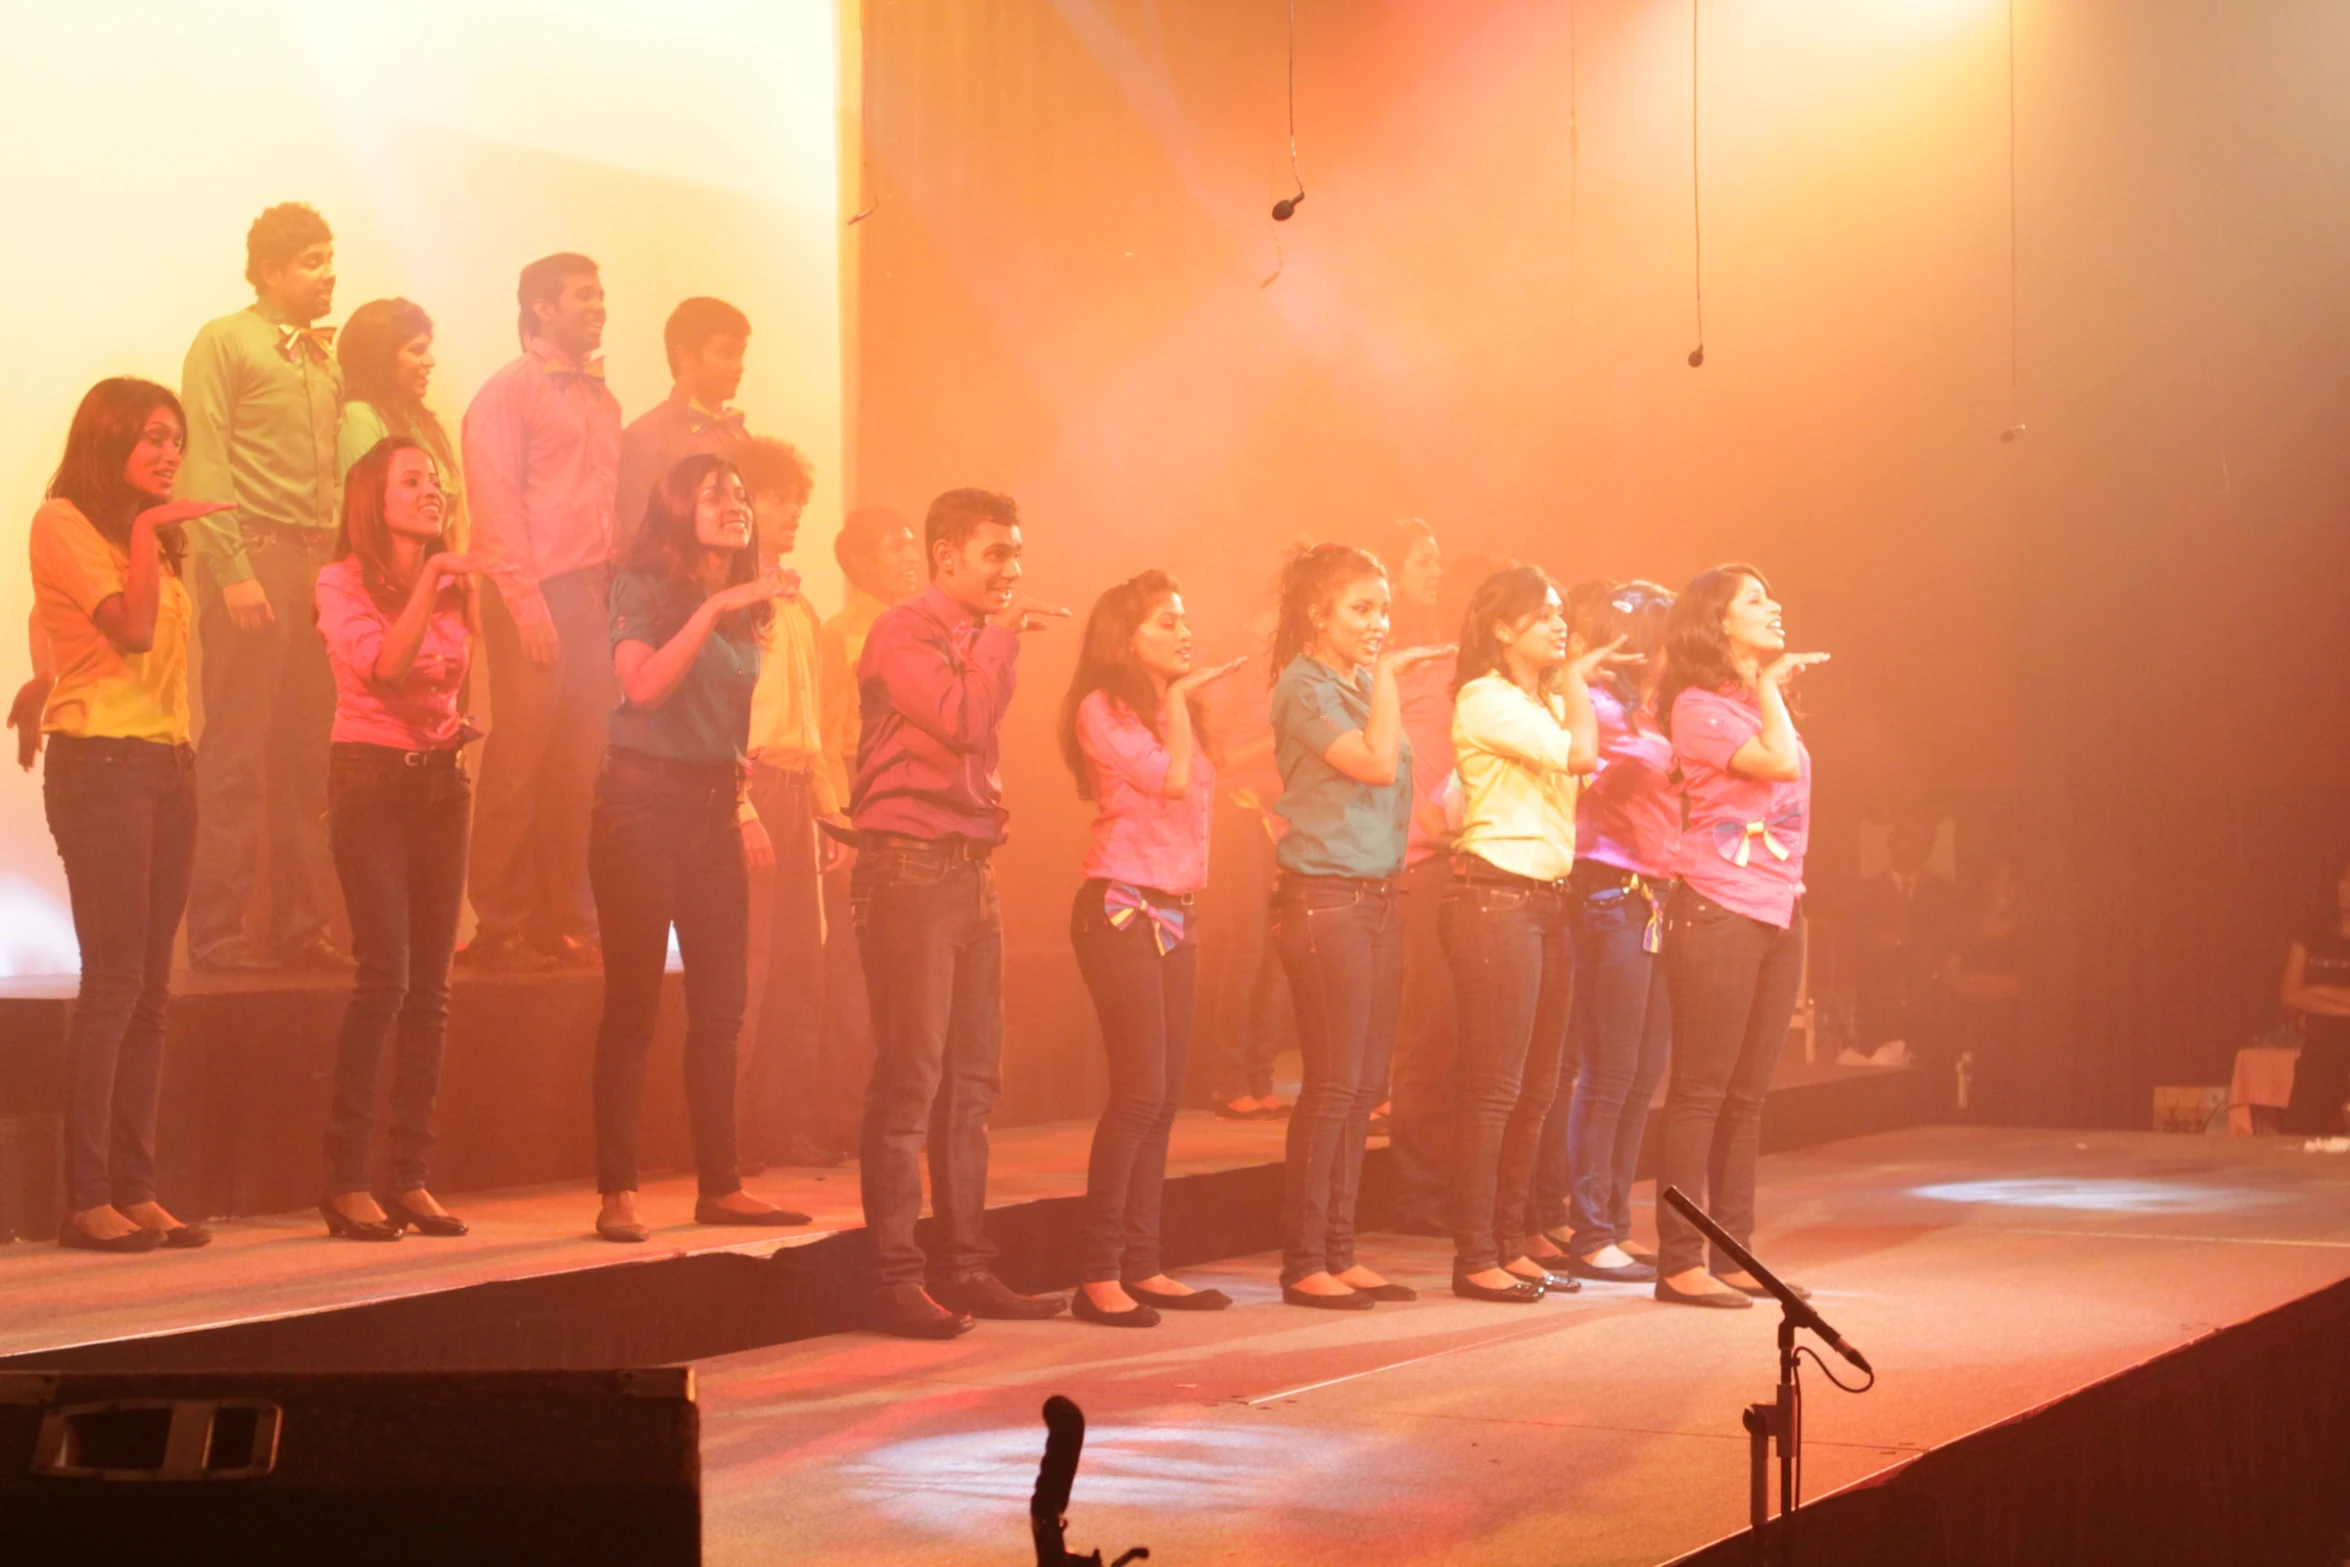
top-left (19, 379), bottom-right (230, 1252)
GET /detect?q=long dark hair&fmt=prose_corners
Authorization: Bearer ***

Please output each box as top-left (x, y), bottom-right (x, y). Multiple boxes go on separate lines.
top-left (1057, 570), bottom-right (1222, 800)
top-left (1452, 565), bottom-right (1561, 695)
top-left (46, 378), bottom-right (189, 575)
top-left (333, 436), bottom-right (472, 627)
top-left (1577, 579), bottom-right (1675, 725)
top-left (338, 298), bottom-right (452, 454)
top-left (1657, 563), bottom-right (1770, 737)
top-left (1268, 542), bottom-right (1386, 682)
top-left (620, 453), bottom-right (767, 639)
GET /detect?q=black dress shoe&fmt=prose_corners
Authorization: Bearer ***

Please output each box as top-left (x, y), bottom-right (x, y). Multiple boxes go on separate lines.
top-left (694, 1196), bottom-right (813, 1226)
top-left (1071, 1289), bottom-right (1160, 1328)
top-left (1352, 1280), bottom-right (1419, 1302)
top-left (456, 931), bottom-right (555, 974)
top-left (1567, 1254), bottom-right (1658, 1284)
top-left (1126, 1282), bottom-right (1233, 1312)
top-left (1281, 1282), bottom-right (1376, 1311)
top-left (277, 931), bottom-right (355, 971)
top-left (188, 938), bottom-right (277, 973)
top-left (58, 1219), bottom-right (164, 1253)
top-left (153, 1223), bottom-right (213, 1249)
top-left (596, 1215), bottom-right (650, 1243)
top-left (874, 1284), bottom-right (975, 1339)
top-left (934, 1272), bottom-right (1067, 1320)
top-left (1724, 1276), bottom-right (1811, 1302)
top-left (1656, 1277), bottom-right (1752, 1309)
top-left (539, 932), bottom-right (603, 969)
top-left (318, 1197), bottom-right (402, 1243)
top-left (1453, 1272), bottom-right (1547, 1304)
top-left (382, 1192), bottom-right (468, 1237)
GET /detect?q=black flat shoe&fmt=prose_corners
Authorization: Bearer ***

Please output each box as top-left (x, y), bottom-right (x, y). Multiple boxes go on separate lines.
top-left (1352, 1280), bottom-right (1419, 1303)
top-left (1126, 1282), bottom-right (1233, 1312)
top-left (694, 1196), bottom-right (813, 1226)
top-left (58, 1220), bottom-right (163, 1254)
top-left (1724, 1276), bottom-right (1810, 1302)
top-left (318, 1198), bottom-right (402, 1243)
top-left (382, 1192), bottom-right (468, 1238)
top-left (1071, 1289), bottom-right (1161, 1328)
top-left (1282, 1283), bottom-right (1376, 1311)
top-left (1452, 1273), bottom-right (1546, 1304)
top-left (1567, 1255), bottom-right (1658, 1283)
top-left (1505, 1266), bottom-right (1579, 1293)
top-left (1656, 1277), bottom-right (1752, 1309)
top-left (873, 1284), bottom-right (975, 1340)
top-left (154, 1223), bottom-right (213, 1249)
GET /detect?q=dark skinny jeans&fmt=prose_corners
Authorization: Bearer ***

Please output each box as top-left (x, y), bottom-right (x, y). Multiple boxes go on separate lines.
top-left (322, 745), bottom-right (471, 1194)
top-left (1441, 872), bottom-right (1574, 1274)
top-left (1657, 884), bottom-right (1806, 1278)
top-left (854, 839), bottom-right (1004, 1289)
top-left (1536, 866), bottom-right (1672, 1252)
top-left (1071, 882), bottom-right (1198, 1283)
top-left (1275, 873), bottom-right (1403, 1285)
top-left (589, 752), bottom-right (748, 1197)
top-left (45, 736), bottom-right (197, 1213)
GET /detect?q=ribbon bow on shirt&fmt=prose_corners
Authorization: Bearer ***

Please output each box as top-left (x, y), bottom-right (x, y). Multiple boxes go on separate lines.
top-left (1712, 808), bottom-right (1804, 869)
top-left (1104, 881), bottom-right (1187, 956)
top-left (275, 324), bottom-right (336, 364)
top-left (687, 402), bottom-right (747, 438)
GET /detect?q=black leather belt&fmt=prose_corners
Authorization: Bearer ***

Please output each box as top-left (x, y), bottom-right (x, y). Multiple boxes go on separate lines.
top-left (859, 830), bottom-right (994, 862)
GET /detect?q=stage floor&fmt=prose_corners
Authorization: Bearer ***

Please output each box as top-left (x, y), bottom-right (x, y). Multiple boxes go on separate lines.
top-left (688, 1126), bottom-right (2350, 1567)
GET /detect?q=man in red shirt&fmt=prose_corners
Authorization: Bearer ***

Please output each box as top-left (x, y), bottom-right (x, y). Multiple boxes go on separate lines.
top-left (850, 489), bottom-right (1068, 1338)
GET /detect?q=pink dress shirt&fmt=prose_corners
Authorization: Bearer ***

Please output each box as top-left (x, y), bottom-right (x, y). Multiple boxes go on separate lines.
top-left (1397, 652), bottom-right (1458, 865)
top-left (1672, 685), bottom-right (1811, 929)
top-left (850, 586), bottom-right (1021, 843)
top-left (460, 338), bottom-right (622, 625)
top-left (314, 558), bottom-right (469, 750)
top-left (1076, 690), bottom-right (1214, 895)
top-left (1576, 687), bottom-right (1681, 880)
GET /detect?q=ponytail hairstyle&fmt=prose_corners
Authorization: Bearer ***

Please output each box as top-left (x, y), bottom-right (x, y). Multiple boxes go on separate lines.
top-left (333, 435), bottom-right (475, 629)
top-left (1451, 564), bottom-right (1562, 695)
top-left (1057, 569), bottom-right (1221, 800)
top-left (1267, 542), bottom-right (1387, 683)
top-left (1575, 578), bottom-right (1675, 726)
top-left (1656, 562), bottom-right (1770, 738)
top-left (621, 452), bottom-right (769, 641)
top-left (46, 378), bottom-right (190, 575)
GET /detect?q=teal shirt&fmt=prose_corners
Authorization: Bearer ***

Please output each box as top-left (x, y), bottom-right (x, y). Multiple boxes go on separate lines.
top-left (178, 304), bottom-right (342, 585)
top-left (1270, 654), bottom-right (1413, 878)
top-left (607, 569), bottom-right (761, 766)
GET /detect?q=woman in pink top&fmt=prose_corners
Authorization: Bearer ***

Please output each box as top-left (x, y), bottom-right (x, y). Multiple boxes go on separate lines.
top-left (1652, 564), bottom-right (1828, 1309)
top-left (312, 436), bottom-right (494, 1242)
top-left (1055, 570), bottom-right (1245, 1327)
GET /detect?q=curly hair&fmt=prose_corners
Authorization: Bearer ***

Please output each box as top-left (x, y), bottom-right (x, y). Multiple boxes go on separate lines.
top-left (243, 202), bottom-right (331, 291)
top-left (1656, 563), bottom-right (1770, 737)
top-left (1267, 542), bottom-right (1386, 682)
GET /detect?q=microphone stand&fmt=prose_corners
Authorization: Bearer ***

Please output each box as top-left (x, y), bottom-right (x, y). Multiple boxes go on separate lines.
top-left (1029, 1395), bottom-right (1148, 1567)
top-left (1660, 1186), bottom-right (1875, 1567)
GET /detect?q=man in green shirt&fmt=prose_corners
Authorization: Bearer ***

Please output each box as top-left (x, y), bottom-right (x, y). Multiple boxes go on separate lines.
top-left (178, 202), bottom-right (349, 971)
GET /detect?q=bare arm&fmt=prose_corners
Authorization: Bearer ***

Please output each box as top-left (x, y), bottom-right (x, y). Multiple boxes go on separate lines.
top-left (1160, 656), bottom-right (1247, 797)
top-left (616, 570), bottom-right (793, 712)
top-left (1323, 646), bottom-right (1451, 785)
top-left (1726, 652), bottom-right (1828, 783)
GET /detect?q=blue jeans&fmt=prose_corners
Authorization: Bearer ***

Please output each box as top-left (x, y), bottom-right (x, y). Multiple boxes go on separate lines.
top-left (1275, 873), bottom-right (1402, 1284)
top-left (1550, 867), bottom-right (1672, 1252)
top-left (854, 839), bottom-right (1003, 1288)
top-left (589, 753), bottom-right (748, 1196)
top-left (1441, 873), bottom-right (1574, 1274)
top-left (45, 736), bottom-right (197, 1212)
top-left (1657, 884), bottom-right (1806, 1277)
top-left (1070, 882), bottom-right (1197, 1283)
top-left (322, 745), bottom-right (471, 1194)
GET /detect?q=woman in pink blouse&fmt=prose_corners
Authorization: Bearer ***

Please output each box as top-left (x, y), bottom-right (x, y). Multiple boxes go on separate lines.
top-left (1055, 570), bottom-right (1245, 1327)
top-left (312, 436), bottom-right (496, 1242)
top-left (1652, 565), bottom-right (1828, 1308)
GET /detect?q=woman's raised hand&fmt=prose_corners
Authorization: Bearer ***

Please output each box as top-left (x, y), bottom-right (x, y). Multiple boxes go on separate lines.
top-left (1378, 643), bottom-right (1455, 675)
top-left (1762, 650), bottom-right (1831, 687)
top-left (1171, 654), bottom-right (1248, 694)
top-left (712, 566), bottom-right (798, 614)
top-left (133, 499), bottom-right (236, 532)
top-left (1565, 635), bottom-right (1636, 684)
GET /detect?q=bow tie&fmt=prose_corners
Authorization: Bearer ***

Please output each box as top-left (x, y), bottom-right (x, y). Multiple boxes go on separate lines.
top-left (547, 356), bottom-right (607, 387)
top-left (276, 323), bottom-right (335, 364)
top-left (1104, 881), bottom-right (1188, 956)
top-left (687, 404), bottom-right (746, 438)
top-left (1713, 808), bottom-right (1804, 869)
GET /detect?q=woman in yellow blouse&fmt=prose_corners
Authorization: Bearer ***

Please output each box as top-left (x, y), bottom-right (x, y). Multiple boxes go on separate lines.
top-left (25, 378), bottom-right (231, 1252)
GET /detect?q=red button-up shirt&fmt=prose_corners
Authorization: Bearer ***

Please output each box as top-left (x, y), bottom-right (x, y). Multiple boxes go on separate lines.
top-left (850, 586), bottom-right (1021, 844)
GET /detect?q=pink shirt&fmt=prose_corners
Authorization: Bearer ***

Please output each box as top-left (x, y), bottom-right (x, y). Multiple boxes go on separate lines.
top-left (851, 586), bottom-right (1021, 843)
top-left (461, 339), bottom-right (622, 625)
top-left (1077, 690), bottom-right (1214, 894)
top-left (1672, 685), bottom-right (1810, 928)
top-left (1576, 688), bottom-right (1681, 879)
top-left (314, 558), bottom-right (469, 750)
top-left (1398, 653), bottom-right (1458, 865)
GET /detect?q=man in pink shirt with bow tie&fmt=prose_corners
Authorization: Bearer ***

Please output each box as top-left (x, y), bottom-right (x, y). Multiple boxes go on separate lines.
top-left (458, 253), bottom-right (623, 973)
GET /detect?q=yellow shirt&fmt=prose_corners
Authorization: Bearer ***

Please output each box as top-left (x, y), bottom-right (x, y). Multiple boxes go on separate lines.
top-left (1451, 671), bottom-right (1579, 882)
top-left (30, 499), bottom-right (192, 744)
top-left (816, 587), bottom-right (890, 813)
top-left (749, 593), bottom-right (839, 815)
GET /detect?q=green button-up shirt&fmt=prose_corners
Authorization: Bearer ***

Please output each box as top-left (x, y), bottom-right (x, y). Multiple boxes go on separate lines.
top-left (178, 304), bottom-right (343, 585)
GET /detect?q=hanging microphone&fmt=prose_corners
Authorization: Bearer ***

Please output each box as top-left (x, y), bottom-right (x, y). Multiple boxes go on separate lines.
top-left (1687, 344), bottom-right (1705, 368)
top-left (1999, 422), bottom-right (2026, 443)
top-left (1272, 191), bottom-right (1304, 222)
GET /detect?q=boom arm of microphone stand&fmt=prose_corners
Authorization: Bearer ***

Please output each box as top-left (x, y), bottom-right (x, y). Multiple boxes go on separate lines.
top-left (1659, 1185), bottom-right (1871, 1374)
